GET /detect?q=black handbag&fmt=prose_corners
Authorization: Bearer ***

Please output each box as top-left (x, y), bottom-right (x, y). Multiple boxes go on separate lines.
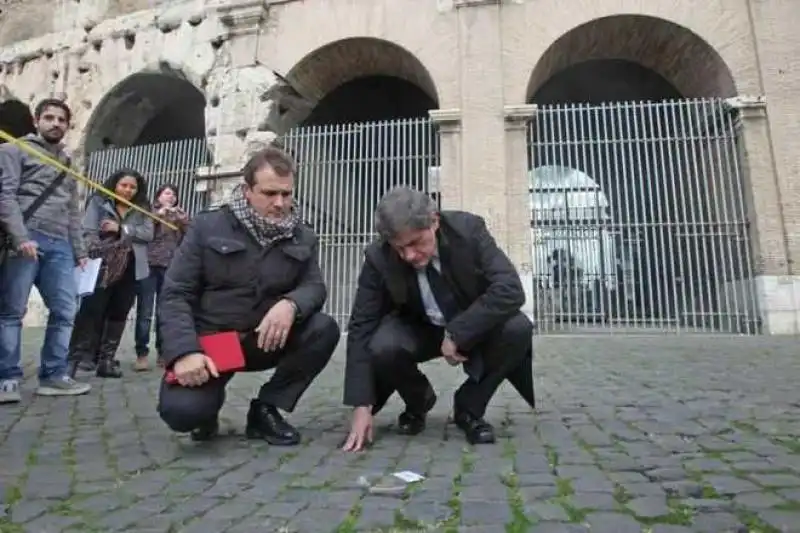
top-left (86, 231), bottom-right (132, 288)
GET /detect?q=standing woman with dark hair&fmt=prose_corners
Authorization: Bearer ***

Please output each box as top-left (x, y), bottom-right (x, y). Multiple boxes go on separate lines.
top-left (68, 168), bottom-right (154, 378)
top-left (133, 183), bottom-right (189, 371)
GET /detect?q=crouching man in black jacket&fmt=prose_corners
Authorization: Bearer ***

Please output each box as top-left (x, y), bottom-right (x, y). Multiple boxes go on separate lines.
top-left (157, 147), bottom-right (340, 444)
top-left (342, 187), bottom-right (535, 451)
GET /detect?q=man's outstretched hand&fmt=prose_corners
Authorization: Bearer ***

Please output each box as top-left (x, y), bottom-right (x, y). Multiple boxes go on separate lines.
top-left (342, 406), bottom-right (373, 452)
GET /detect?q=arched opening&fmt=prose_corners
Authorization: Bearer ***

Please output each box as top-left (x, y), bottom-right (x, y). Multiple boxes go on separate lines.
top-left (286, 37), bottom-right (439, 126)
top-left (526, 15), bottom-right (755, 333)
top-left (82, 67), bottom-right (211, 213)
top-left (0, 96), bottom-right (35, 144)
top-left (280, 37), bottom-right (440, 325)
top-left (302, 75), bottom-right (435, 126)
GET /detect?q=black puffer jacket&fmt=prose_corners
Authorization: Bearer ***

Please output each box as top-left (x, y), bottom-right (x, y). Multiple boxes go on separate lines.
top-left (158, 205), bottom-right (327, 365)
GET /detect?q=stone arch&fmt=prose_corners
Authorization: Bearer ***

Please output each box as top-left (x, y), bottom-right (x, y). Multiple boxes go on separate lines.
top-left (0, 84), bottom-right (34, 143)
top-left (526, 14), bottom-right (737, 103)
top-left (82, 63), bottom-right (207, 155)
top-left (280, 37), bottom-right (440, 126)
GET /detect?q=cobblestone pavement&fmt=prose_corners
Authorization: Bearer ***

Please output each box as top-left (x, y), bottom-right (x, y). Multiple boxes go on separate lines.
top-left (2, 329), bottom-right (800, 532)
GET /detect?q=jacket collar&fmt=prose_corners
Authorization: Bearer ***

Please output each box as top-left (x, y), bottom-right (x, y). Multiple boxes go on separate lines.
top-left (23, 133), bottom-right (67, 157)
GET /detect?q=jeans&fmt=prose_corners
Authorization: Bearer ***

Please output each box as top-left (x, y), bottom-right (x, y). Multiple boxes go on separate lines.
top-left (134, 266), bottom-right (165, 356)
top-left (0, 230), bottom-right (78, 380)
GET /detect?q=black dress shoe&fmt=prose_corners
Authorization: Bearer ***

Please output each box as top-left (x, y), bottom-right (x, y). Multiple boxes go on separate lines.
top-left (191, 419), bottom-right (219, 442)
top-left (397, 388), bottom-right (437, 436)
top-left (245, 399), bottom-right (301, 446)
top-left (453, 410), bottom-right (496, 444)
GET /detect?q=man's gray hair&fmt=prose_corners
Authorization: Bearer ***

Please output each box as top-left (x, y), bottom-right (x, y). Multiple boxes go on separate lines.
top-left (374, 186), bottom-right (438, 241)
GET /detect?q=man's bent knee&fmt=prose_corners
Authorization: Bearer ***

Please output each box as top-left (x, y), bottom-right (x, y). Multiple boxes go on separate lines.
top-left (368, 321), bottom-right (417, 371)
top-left (303, 312), bottom-right (341, 354)
top-left (499, 313), bottom-right (535, 345)
top-left (369, 343), bottom-right (407, 372)
top-left (158, 387), bottom-right (220, 433)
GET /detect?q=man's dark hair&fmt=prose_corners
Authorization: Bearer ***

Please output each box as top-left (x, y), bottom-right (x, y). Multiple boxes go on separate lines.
top-left (33, 98), bottom-right (72, 122)
top-left (374, 186), bottom-right (438, 241)
top-left (242, 146), bottom-right (296, 187)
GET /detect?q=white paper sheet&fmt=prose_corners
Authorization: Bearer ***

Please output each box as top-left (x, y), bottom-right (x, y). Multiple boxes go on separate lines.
top-left (392, 470), bottom-right (425, 483)
top-left (75, 258), bottom-right (102, 296)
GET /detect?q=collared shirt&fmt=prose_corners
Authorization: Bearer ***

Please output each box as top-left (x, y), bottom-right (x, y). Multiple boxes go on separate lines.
top-left (415, 249), bottom-right (446, 327)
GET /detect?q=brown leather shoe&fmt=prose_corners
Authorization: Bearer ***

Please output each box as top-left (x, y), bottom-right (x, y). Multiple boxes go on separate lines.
top-left (134, 356), bottom-right (150, 372)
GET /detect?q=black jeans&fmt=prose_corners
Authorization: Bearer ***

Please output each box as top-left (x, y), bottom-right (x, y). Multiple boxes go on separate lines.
top-left (368, 312), bottom-right (534, 419)
top-left (157, 312), bottom-right (340, 433)
top-left (134, 266), bottom-right (166, 356)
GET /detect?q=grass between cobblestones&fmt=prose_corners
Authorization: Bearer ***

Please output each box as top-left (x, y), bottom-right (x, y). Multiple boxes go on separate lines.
top-left (502, 439), bottom-right (533, 533)
top-left (4, 412), bottom-right (800, 532)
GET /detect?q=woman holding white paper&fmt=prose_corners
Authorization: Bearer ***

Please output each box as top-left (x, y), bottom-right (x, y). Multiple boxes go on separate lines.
top-left (67, 168), bottom-right (154, 378)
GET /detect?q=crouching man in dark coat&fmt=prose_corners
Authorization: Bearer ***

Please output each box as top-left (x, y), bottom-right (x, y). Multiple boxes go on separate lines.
top-left (342, 187), bottom-right (534, 451)
top-left (157, 146), bottom-right (340, 444)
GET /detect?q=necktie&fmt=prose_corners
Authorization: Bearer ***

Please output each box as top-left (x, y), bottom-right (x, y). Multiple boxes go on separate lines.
top-left (425, 263), bottom-right (483, 381)
top-left (425, 263), bottom-right (459, 321)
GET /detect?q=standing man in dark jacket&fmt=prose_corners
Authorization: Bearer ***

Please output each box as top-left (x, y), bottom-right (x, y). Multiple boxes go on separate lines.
top-left (0, 99), bottom-right (92, 404)
top-left (157, 146), bottom-right (340, 444)
top-left (342, 187), bottom-right (534, 451)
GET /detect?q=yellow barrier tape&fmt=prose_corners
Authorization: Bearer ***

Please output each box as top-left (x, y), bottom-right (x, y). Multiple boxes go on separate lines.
top-left (0, 129), bottom-right (178, 230)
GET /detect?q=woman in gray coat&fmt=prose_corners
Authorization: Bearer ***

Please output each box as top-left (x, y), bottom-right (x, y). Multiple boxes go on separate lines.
top-left (68, 168), bottom-right (154, 378)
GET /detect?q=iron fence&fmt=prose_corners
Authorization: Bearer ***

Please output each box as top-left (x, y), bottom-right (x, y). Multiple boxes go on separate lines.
top-left (284, 117), bottom-right (440, 327)
top-left (83, 138), bottom-right (212, 215)
top-left (527, 99), bottom-right (758, 334)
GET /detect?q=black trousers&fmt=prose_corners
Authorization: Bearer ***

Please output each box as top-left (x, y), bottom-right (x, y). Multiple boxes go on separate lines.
top-left (69, 259), bottom-right (137, 364)
top-left (157, 312), bottom-right (340, 433)
top-left (369, 311), bottom-right (534, 419)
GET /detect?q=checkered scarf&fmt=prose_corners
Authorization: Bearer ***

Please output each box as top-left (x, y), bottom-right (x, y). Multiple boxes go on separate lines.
top-left (228, 183), bottom-right (300, 248)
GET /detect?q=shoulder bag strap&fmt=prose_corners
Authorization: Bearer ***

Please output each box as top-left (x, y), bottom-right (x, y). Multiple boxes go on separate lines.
top-left (17, 139), bottom-right (72, 222)
top-left (21, 170), bottom-right (68, 222)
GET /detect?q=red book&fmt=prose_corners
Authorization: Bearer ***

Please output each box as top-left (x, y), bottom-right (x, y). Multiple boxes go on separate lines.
top-left (164, 331), bottom-right (246, 385)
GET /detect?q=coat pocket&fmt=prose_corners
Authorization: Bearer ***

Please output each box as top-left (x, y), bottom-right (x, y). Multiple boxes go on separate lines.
top-left (203, 237), bottom-right (251, 286)
top-left (206, 237), bottom-right (247, 255)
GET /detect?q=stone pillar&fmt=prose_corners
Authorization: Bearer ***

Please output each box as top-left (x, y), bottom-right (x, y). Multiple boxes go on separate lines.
top-left (454, 1), bottom-right (506, 238)
top-left (428, 109), bottom-right (462, 209)
top-left (203, 0), bottom-right (278, 205)
top-left (728, 95), bottom-right (799, 334)
top-left (504, 104), bottom-right (536, 320)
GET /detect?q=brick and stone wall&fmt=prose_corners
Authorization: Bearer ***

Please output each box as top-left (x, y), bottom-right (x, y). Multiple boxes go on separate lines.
top-left (0, 0), bottom-right (797, 332)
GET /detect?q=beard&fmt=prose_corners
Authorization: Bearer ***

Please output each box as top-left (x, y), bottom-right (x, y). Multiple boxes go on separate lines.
top-left (40, 129), bottom-right (65, 144)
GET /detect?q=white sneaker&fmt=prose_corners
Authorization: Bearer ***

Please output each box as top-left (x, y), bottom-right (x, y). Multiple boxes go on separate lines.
top-left (36, 375), bottom-right (91, 397)
top-left (0, 379), bottom-right (21, 404)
